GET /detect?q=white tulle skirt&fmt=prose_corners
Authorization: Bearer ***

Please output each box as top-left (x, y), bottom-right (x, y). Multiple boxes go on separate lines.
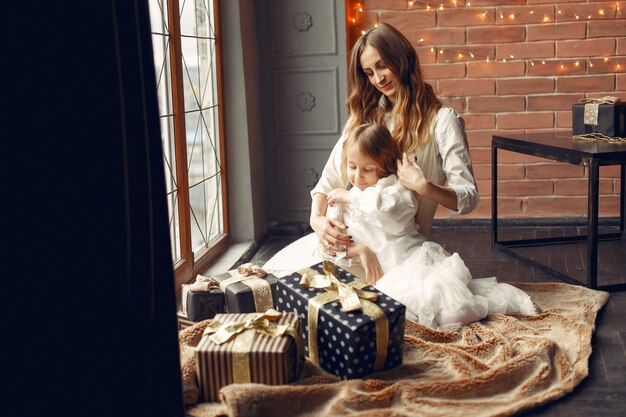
top-left (375, 241), bottom-right (537, 329)
top-left (263, 236), bottom-right (537, 330)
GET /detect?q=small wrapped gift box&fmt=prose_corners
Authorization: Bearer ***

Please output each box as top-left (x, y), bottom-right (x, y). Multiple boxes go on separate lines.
top-left (572, 97), bottom-right (626, 137)
top-left (275, 261), bottom-right (405, 380)
top-left (194, 309), bottom-right (304, 402)
top-left (212, 263), bottom-right (279, 313)
top-left (177, 312), bottom-right (196, 331)
top-left (181, 275), bottom-right (225, 322)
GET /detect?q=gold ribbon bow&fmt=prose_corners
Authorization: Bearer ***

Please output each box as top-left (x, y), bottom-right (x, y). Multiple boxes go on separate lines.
top-left (578, 96), bottom-right (620, 105)
top-left (298, 264), bottom-right (378, 312)
top-left (204, 308), bottom-right (286, 344)
top-left (190, 274), bottom-right (220, 292)
top-left (219, 263), bottom-right (273, 312)
top-left (181, 275), bottom-right (221, 316)
top-left (202, 309), bottom-right (303, 383)
top-left (578, 96), bottom-right (621, 126)
top-left (298, 261), bottom-right (389, 370)
top-left (237, 263), bottom-right (268, 278)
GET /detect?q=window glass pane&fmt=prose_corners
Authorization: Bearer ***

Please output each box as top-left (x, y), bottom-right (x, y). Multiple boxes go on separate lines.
top-left (152, 34), bottom-right (172, 116)
top-left (186, 107), bottom-right (223, 254)
top-left (161, 117), bottom-right (181, 263)
top-left (182, 0), bottom-right (223, 255)
top-left (149, 0), bottom-right (182, 264)
top-left (188, 165), bottom-right (223, 254)
top-left (181, 37), bottom-right (201, 112)
top-left (148, 0), bottom-right (169, 35)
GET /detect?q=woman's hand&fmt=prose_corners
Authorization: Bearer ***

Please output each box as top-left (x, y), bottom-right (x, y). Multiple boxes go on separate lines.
top-left (397, 152), bottom-right (429, 194)
top-left (355, 245), bottom-right (383, 285)
top-left (310, 213), bottom-right (352, 256)
top-left (327, 188), bottom-right (350, 206)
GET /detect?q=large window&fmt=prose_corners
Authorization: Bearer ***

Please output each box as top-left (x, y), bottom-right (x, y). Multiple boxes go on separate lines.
top-left (149, 0), bottom-right (229, 289)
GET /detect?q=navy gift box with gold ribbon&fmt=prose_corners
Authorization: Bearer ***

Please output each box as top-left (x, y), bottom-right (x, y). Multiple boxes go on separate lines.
top-left (572, 97), bottom-right (626, 138)
top-left (275, 261), bottom-right (405, 379)
top-left (180, 275), bottom-right (225, 322)
top-left (212, 263), bottom-right (279, 313)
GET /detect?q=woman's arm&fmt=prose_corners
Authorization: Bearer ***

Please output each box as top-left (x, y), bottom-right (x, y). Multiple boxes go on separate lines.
top-left (310, 193), bottom-right (352, 251)
top-left (397, 108), bottom-right (478, 213)
top-left (433, 108), bottom-right (479, 214)
top-left (309, 127), bottom-right (353, 252)
top-left (397, 153), bottom-right (459, 211)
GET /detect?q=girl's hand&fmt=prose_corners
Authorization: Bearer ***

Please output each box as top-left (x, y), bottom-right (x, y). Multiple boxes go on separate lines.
top-left (327, 188), bottom-right (350, 206)
top-left (397, 152), bottom-right (429, 194)
top-left (356, 245), bottom-right (383, 285)
top-left (310, 214), bottom-right (352, 256)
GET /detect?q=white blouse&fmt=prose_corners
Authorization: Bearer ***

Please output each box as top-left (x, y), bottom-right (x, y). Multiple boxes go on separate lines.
top-left (335, 175), bottom-right (425, 274)
top-left (311, 107), bottom-right (479, 216)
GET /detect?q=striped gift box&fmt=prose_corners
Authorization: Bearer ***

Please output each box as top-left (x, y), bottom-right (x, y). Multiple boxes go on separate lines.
top-left (194, 311), bottom-right (303, 402)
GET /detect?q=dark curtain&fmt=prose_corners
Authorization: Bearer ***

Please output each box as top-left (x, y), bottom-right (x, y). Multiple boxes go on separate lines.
top-left (7, 1), bottom-right (184, 416)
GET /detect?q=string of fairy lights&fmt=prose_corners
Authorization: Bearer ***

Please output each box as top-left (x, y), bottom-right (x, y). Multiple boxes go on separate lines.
top-left (348, 1), bottom-right (625, 73)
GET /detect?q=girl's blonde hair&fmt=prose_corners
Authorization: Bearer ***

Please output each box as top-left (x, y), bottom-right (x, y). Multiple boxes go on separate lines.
top-left (341, 123), bottom-right (401, 186)
top-left (346, 23), bottom-right (442, 155)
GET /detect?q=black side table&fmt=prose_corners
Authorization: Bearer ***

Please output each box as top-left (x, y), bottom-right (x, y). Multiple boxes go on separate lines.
top-left (492, 132), bottom-right (626, 291)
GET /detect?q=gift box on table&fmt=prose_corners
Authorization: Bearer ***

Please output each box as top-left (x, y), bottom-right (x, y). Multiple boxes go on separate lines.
top-left (194, 309), bottom-right (304, 402)
top-left (275, 261), bottom-right (405, 380)
top-left (212, 263), bottom-right (279, 313)
top-left (180, 275), bottom-right (225, 322)
top-left (572, 97), bottom-right (626, 137)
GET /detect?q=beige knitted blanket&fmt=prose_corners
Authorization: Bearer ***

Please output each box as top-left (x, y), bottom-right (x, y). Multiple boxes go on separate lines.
top-left (180, 282), bottom-right (608, 417)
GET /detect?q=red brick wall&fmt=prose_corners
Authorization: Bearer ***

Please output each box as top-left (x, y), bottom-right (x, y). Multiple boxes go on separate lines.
top-left (348, 0), bottom-right (626, 219)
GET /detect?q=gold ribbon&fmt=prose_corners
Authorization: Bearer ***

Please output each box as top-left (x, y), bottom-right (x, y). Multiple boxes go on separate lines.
top-left (571, 132), bottom-right (626, 143)
top-left (181, 275), bottom-right (220, 316)
top-left (190, 274), bottom-right (220, 292)
top-left (219, 263), bottom-right (273, 312)
top-left (237, 263), bottom-right (268, 278)
top-left (298, 261), bottom-right (389, 371)
top-left (202, 309), bottom-right (303, 383)
top-left (578, 96), bottom-right (621, 126)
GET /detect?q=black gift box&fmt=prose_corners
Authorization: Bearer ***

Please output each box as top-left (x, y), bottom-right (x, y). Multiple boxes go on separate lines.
top-left (181, 285), bottom-right (225, 322)
top-left (572, 102), bottom-right (626, 137)
top-left (176, 311), bottom-right (196, 331)
top-left (275, 261), bottom-right (405, 379)
top-left (212, 270), bottom-right (279, 313)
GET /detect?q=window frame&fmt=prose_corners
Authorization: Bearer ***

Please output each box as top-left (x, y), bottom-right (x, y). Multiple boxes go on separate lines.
top-left (160, 0), bottom-right (230, 290)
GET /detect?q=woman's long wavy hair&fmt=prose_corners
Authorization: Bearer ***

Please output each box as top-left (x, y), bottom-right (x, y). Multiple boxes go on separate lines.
top-left (346, 23), bottom-right (442, 155)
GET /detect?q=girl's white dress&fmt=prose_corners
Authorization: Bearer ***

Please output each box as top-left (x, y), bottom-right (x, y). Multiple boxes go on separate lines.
top-left (263, 107), bottom-right (537, 329)
top-left (332, 175), bottom-right (535, 329)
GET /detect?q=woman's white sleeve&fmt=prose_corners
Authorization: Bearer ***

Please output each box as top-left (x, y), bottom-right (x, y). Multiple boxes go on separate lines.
top-left (435, 108), bottom-right (479, 214)
top-left (310, 129), bottom-right (347, 197)
top-left (349, 182), bottom-right (416, 236)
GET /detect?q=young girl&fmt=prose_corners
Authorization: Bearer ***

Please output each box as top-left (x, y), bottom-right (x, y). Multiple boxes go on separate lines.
top-left (321, 123), bottom-right (423, 283)
top-left (325, 123), bottom-right (536, 329)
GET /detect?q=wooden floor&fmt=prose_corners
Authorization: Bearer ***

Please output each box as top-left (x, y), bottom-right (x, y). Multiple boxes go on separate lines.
top-left (242, 221), bottom-right (626, 417)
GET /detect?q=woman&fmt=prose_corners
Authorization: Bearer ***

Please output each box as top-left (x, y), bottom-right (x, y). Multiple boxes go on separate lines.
top-left (264, 24), bottom-right (537, 329)
top-left (263, 23), bottom-right (478, 277)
